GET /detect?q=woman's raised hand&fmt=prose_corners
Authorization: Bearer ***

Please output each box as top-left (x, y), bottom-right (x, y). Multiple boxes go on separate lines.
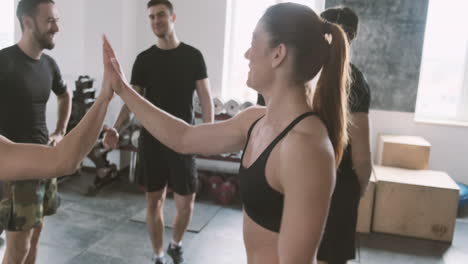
top-left (102, 35), bottom-right (129, 94)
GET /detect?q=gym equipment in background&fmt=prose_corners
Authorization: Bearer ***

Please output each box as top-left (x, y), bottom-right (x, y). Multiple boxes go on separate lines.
top-left (67, 76), bottom-right (96, 132)
top-left (64, 76), bottom-right (119, 195)
top-left (458, 182), bottom-right (468, 209)
top-left (87, 116), bottom-right (141, 194)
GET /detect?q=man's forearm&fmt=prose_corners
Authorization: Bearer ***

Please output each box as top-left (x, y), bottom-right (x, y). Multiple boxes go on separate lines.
top-left (195, 79), bottom-right (214, 123)
top-left (113, 104), bottom-right (131, 130)
top-left (354, 162), bottom-right (372, 197)
top-left (113, 85), bottom-right (142, 130)
top-left (201, 101), bottom-right (214, 123)
top-left (199, 92), bottom-right (214, 123)
top-left (55, 91), bottom-right (72, 134)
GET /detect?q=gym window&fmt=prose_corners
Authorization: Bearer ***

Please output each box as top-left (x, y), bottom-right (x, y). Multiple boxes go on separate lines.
top-left (0, 0), bottom-right (15, 49)
top-left (415, 0), bottom-right (468, 125)
top-left (222, 0), bottom-right (325, 103)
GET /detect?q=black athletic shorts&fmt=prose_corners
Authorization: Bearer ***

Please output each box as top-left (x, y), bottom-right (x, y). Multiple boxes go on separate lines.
top-left (135, 132), bottom-right (197, 194)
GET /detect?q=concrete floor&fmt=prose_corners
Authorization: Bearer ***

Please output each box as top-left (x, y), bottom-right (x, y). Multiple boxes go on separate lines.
top-left (0, 172), bottom-right (467, 264)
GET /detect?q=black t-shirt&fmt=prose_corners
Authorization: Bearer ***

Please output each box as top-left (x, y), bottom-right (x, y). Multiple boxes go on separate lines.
top-left (339, 63), bottom-right (371, 177)
top-left (131, 43), bottom-right (207, 125)
top-left (257, 94), bottom-right (266, 106)
top-left (348, 64), bottom-right (371, 114)
top-left (0, 45), bottom-right (67, 144)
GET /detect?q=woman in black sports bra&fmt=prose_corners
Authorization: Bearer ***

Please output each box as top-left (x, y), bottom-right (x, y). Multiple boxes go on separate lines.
top-left (104, 3), bottom-right (351, 264)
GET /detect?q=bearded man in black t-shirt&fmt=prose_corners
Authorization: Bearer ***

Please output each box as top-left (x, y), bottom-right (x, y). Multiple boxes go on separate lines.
top-left (0, 0), bottom-right (71, 263)
top-left (103, 1), bottom-right (214, 263)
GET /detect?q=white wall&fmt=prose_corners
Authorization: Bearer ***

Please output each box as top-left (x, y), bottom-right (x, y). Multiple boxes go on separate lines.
top-left (370, 110), bottom-right (468, 185)
top-left (172, 0), bottom-right (228, 98)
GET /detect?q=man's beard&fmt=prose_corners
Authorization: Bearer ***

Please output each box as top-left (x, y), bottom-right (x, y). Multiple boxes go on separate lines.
top-left (156, 33), bottom-right (167, 38)
top-left (155, 29), bottom-right (168, 39)
top-left (154, 24), bottom-right (171, 39)
top-left (32, 22), bottom-right (55, 50)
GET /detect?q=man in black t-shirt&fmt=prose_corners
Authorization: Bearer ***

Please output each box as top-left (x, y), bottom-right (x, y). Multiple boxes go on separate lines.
top-left (318, 7), bottom-right (372, 264)
top-left (103, 1), bottom-right (214, 263)
top-left (0, 0), bottom-right (71, 263)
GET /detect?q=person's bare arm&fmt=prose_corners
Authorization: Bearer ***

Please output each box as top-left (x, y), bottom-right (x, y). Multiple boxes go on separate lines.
top-left (104, 36), bottom-right (264, 156)
top-left (277, 126), bottom-right (336, 264)
top-left (114, 82), bottom-right (263, 155)
top-left (196, 78), bottom-right (214, 123)
top-left (48, 89), bottom-right (72, 146)
top-left (0, 91), bottom-right (112, 181)
top-left (350, 113), bottom-right (372, 197)
top-left (113, 85), bottom-right (143, 130)
top-left (102, 85), bottom-right (143, 149)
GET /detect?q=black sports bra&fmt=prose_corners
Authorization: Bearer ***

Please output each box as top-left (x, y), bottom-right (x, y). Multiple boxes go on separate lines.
top-left (239, 112), bottom-right (316, 232)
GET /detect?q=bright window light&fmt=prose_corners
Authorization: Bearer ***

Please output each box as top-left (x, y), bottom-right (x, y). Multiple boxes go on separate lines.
top-left (0, 0), bottom-right (15, 49)
top-left (416, 0), bottom-right (468, 122)
top-left (222, 0), bottom-right (325, 102)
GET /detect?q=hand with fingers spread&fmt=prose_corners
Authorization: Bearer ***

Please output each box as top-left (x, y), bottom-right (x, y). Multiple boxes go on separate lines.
top-left (102, 35), bottom-right (129, 95)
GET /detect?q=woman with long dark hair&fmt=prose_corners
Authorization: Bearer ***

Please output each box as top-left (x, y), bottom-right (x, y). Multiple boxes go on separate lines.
top-left (104, 3), bottom-right (351, 263)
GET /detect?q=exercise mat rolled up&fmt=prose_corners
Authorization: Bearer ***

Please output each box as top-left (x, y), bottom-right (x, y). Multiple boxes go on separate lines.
top-left (240, 101), bottom-right (254, 111)
top-left (213, 97), bottom-right (224, 115)
top-left (131, 130), bottom-right (140, 148)
top-left (225, 99), bottom-right (241, 117)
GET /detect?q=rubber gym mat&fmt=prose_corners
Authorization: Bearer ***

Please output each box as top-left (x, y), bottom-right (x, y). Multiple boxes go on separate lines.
top-left (130, 199), bottom-right (222, 233)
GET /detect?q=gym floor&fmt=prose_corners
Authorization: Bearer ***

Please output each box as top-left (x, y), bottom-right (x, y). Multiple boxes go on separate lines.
top-left (0, 171), bottom-right (467, 264)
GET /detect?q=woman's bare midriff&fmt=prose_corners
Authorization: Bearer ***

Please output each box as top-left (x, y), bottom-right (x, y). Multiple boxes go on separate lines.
top-left (243, 212), bottom-right (280, 264)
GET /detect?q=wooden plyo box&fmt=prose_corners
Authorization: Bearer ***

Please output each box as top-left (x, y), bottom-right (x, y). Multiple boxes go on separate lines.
top-left (372, 166), bottom-right (459, 242)
top-left (376, 135), bottom-right (431, 170)
top-left (356, 171), bottom-right (376, 233)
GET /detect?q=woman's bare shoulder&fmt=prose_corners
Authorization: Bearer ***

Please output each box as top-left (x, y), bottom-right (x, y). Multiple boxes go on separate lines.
top-left (277, 114), bottom-right (335, 183)
top-left (0, 135), bottom-right (11, 148)
top-left (231, 106), bottom-right (267, 133)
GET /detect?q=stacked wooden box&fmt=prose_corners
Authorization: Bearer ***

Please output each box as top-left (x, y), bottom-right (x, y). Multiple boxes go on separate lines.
top-left (360, 134), bottom-right (459, 242)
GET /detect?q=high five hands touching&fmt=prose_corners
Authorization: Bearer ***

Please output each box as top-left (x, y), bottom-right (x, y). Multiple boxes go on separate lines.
top-left (99, 35), bottom-right (115, 102)
top-left (103, 35), bottom-right (129, 95)
top-left (101, 35), bottom-right (128, 150)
